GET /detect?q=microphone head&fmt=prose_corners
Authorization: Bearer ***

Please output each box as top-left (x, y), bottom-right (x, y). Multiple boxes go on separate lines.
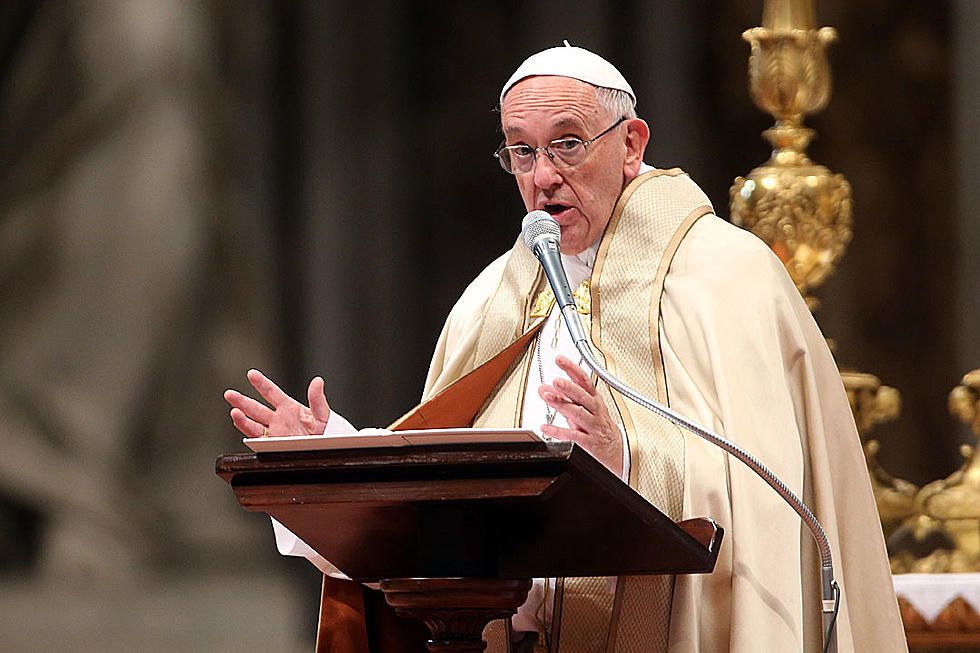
top-left (521, 210), bottom-right (560, 251)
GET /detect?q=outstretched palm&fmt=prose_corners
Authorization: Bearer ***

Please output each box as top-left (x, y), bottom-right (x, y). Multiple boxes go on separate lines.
top-left (224, 369), bottom-right (330, 438)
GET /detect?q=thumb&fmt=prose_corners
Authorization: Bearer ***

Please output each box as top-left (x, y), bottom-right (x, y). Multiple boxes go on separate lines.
top-left (308, 376), bottom-right (331, 423)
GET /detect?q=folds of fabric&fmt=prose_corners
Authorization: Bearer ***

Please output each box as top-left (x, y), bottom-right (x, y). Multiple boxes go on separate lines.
top-left (418, 169), bottom-right (906, 652)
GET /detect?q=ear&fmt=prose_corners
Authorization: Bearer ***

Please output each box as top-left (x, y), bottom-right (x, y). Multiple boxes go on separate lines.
top-left (623, 118), bottom-right (650, 179)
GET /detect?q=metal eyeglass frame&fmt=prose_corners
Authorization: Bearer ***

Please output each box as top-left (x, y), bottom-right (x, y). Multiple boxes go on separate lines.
top-left (494, 115), bottom-right (628, 175)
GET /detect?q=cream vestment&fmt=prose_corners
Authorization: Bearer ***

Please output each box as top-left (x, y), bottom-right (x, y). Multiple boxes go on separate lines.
top-left (421, 170), bottom-right (907, 653)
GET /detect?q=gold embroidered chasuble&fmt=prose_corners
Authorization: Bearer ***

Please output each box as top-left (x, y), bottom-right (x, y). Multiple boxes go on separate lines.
top-left (419, 169), bottom-right (907, 652)
top-left (423, 169), bottom-right (713, 653)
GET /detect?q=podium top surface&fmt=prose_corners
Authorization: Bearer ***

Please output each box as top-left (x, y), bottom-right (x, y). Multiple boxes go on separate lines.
top-left (216, 440), bottom-right (721, 582)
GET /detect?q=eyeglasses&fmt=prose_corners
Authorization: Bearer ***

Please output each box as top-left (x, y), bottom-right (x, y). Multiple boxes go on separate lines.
top-left (494, 116), bottom-right (628, 175)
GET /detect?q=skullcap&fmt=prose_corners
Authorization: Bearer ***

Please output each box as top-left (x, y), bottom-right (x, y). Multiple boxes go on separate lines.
top-left (500, 40), bottom-right (636, 106)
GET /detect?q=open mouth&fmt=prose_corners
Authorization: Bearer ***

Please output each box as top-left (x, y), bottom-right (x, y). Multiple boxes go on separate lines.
top-left (544, 203), bottom-right (572, 218)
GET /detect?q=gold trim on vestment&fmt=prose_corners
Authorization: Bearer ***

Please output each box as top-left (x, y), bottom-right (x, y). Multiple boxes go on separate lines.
top-left (468, 168), bottom-right (716, 653)
top-left (592, 170), bottom-right (664, 651)
top-left (530, 280), bottom-right (592, 318)
top-left (516, 271), bottom-right (551, 430)
top-left (513, 318), bottom-right (542, 429)
top-left (591, 167), bottom-right (696, 492)
top-left (649, 205), bottom-right (713, 402)
top-left (551, 577), bottom-right (565, 652)
top-left (586, 167), bottom-right (715, 652)
top-left (592, 170), bottom-right (655, 492)
top-left (473, 237), bottom-right (545, 370)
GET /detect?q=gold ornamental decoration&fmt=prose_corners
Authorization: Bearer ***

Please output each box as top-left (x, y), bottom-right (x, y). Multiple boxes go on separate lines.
top-left (916, 373), bottom-right (980, 552)
top-left (529, 280), bottom-right (591, 318)
top-left (841, 371), bottom-right (915, 538)
top-left (891, 371), bottom-right (980, 573)
top-left (730, 1), bottom-right (980, 578)
top-left (729, 0), bottom-right (852, 310)
top-left (842, 371), bottom-right (902, 435)
top-left (950, 370), bottom-right (980, 434)
top-left (729, 0), bottom-right (930, 563)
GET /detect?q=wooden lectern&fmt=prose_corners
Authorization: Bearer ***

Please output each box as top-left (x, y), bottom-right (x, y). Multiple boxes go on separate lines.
top-left (216, 439), bottom-right (723, 652)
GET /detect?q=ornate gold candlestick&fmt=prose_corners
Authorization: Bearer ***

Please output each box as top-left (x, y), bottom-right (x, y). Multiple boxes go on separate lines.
top-left (729, 0), bottom-right (852, 310)
top-left (730, 0), bottom-right (921, 545)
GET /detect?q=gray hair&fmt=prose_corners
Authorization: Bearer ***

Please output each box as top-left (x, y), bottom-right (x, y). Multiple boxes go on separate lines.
top-left (595, 86), bottom-right (637, 120)
top-left (495, 82), bottom-right (637, 130)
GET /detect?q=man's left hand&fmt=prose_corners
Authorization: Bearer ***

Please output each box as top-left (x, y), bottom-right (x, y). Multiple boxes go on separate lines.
top-left (538, 355), bottom-right (623, 478)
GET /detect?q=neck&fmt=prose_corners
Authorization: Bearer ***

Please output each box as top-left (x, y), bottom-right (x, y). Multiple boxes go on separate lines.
top-left (561, 236), bottom-right (600, 288)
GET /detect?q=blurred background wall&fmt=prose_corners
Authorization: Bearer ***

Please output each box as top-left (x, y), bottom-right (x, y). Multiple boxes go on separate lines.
top-left (0, 1), bottom-right (973, 651)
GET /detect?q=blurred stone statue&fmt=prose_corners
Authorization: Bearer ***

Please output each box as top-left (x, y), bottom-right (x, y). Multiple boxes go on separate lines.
top-left (0, 0), bottom-right (279, 582)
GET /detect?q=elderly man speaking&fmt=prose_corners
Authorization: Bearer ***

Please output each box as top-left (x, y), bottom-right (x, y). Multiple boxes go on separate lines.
top-left (225, 43), bottom-right (907, 653)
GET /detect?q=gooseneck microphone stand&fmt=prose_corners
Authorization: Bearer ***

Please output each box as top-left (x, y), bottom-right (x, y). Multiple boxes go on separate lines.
top-left (521, 210), bottom-right (840, 653)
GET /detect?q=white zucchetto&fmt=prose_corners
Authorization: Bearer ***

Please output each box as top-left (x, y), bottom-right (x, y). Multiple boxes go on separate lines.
top-left (500, 40), bottom-right (636, 106)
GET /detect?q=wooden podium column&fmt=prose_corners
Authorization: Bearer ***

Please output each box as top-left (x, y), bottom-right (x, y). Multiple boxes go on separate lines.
top-left (380, 578), bottom-right (531, 652)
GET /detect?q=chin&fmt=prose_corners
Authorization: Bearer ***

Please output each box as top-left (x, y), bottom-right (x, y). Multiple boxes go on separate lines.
top-left (558, 231), bottom-right (591, 256)
top-left (559, 242), bottom-right (587, 256)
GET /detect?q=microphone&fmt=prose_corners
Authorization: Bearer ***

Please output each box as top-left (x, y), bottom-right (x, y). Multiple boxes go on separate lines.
top-left (521, 210), bottom-right (588, 344)
top-left (520, 210), bottom-right (840, 653)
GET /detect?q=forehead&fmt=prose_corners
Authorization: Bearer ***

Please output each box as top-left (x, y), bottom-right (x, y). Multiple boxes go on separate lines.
top-left (500, 76), bottom-right (603, 138)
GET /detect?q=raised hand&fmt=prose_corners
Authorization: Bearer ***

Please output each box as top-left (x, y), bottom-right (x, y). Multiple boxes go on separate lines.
top-left (224, 369), bottom-right (331, 437)
top-left (537, 355), bottom-right (623, 477)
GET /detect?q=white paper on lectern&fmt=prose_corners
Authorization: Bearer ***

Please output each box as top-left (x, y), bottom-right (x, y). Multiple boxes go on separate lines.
top-left (244, 426), bottom-right (542, 452)
top-left (261, 418), bottom-right (541, 580)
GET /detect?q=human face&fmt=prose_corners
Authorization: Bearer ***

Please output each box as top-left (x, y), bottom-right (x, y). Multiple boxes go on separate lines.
top-left (500, 76), bottom-right (638, 255)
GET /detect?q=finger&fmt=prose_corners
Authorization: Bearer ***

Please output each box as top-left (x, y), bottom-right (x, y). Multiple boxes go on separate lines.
top-left (223, 389), bottom-right (275, 423)
top-left (540, 423), bottom-right (580, 443)
top-left (247, 369), bottom-right (290, 407)
top-left (538, 384), bottom-right (574, 410)
top-left (553, 377), bottom-right (612, 428)
top-left (308, 376), bottom-right (331, 423)
top-left (230, 408), bottom-right (266, 438)
top-left (542, 423), bottom-right (622, 477)
top-left (554, 402), bottom-right (597, 433)
top-left (539, 383), bottom-right (592, 417)
top-left (552, 377), bottom-right (599, 412)
top-left (554, 355), bottom-right (597, 394)
top-left (539, 386), bottom-right (594, 430)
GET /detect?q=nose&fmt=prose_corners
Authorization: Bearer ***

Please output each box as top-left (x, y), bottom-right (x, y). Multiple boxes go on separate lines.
top-left (531, 149), bottom-right (562, 189)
